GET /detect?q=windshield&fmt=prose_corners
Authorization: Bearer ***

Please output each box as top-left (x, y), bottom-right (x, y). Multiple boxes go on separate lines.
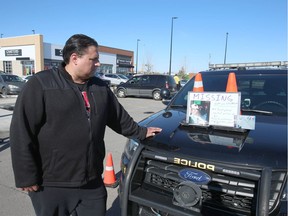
top-left (118, 74), bottom-right (128, 79)
top-left (1, 75), bottom-right (24, 82)
top-left (170, 71), bottom-right (287, 116)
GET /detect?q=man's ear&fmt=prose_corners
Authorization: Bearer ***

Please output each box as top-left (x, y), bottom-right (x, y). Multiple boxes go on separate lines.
top-left (71, 53), bottom-right (78, 65)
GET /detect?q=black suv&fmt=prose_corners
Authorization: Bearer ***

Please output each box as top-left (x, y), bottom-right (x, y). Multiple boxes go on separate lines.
top-left (118, 68), bottom-right (287, 216)
top-left (116, 74), bottom-right (177, 100)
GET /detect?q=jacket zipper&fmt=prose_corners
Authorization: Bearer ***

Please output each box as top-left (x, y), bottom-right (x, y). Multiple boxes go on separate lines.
top-left (85, 89), bottom-right (94, 183)
top-left (68, 80), bottom-right (93, 184)
top-left (76, 87), bottom-right (92, 183)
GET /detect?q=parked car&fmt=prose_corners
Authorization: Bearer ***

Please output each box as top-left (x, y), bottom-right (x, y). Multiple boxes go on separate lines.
top-left (94, 72), bottom-right (111, 87)
top-left (118, 68), bottom-right (287, 216)
top-left (0, 72), bottom-right (26, 96)
top-left (102, 73), bottom-right (128, 86)
top-left (22, 75), bottom-right (34, 83)
top-left (116, 74), bottom-right (177, 100)
top-left (180, 79), bottom-right (188, 87)
top-left (124, 72), bottom-right (135, 79)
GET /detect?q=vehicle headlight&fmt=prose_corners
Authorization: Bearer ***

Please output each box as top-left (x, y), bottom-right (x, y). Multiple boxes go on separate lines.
top-left (278, 183), bottom-right (288, 215)
top-left (8, 84), bottom-right (18, 89)
top-left (281, 184), bottom-right (287, 201)
top-left (124, 139), bottom-right (140, 160)
top-left (121, 139), bottom-right (140, 175)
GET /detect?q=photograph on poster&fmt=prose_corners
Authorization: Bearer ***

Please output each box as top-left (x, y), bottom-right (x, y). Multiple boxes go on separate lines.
top-left (188, 100), bottom-right (210, 125)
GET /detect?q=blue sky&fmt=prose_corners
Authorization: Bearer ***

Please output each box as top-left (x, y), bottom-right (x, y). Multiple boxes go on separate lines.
top-left (1, 0), bottom-right (287, 73)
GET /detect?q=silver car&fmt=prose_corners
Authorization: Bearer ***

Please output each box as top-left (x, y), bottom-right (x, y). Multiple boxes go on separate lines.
top-left (102, 73), bottom-right (128, 86)
top-left (0, 72), bottom-right (26, 96)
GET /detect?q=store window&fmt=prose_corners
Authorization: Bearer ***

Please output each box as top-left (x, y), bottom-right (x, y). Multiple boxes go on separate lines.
top-left (22, 61), bottom-right (35, 75)
top-left (3, 61), bottom-right (12, 73)
top-left (99, 64), bottom-right (113, 74)
top-left (117, 67), bottom-right (130, 74)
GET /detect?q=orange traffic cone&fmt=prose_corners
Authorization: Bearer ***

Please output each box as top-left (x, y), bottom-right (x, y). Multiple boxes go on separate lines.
top-left (193, 73), bottom-right (204, 92)
top-left (103, 153), bottom-right (119, 188)
top-left (226, 72), bottom-right (238, 92)
top-left (226, 72), bottom-right (242, 115)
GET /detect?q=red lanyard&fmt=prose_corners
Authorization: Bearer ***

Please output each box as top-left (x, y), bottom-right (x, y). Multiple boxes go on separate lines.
top-left (81, 91), bottom-right (90, 112)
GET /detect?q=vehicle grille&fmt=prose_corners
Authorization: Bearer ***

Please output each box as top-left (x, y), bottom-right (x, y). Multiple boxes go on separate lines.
top-left (145, 159), bottom-right (256, 215)
top-left (128, 150), bottom-right (287, 216)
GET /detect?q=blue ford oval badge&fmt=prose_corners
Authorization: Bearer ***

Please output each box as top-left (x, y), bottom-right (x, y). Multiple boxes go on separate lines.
top-left (178, 168), bottom-right (211, 184)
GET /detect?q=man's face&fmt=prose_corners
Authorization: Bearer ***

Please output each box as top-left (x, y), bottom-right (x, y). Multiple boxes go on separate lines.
top-left (75, 46), bottom-right (100, 80)
top-left (191, 103), bottom-right (200, 115)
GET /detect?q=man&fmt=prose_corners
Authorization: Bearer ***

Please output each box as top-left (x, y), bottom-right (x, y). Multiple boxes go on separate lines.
top-left (10, 34), bottom-right (162, 216)
top-left (174, 74), bottom-right (180, 90)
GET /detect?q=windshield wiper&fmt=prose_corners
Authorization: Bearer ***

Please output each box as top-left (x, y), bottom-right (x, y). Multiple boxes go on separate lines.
top-left (170, 104), bottom-right (187, 108)
top-left (242, 109), bottom-right (272, 115)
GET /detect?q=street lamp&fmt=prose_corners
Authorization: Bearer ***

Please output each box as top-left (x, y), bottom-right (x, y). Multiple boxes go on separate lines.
top-left (168, 17), bottom-right (178, 75)
top-left (136, 39), bottom-right (140, 74)
top-left (32, 30), bottom-right (35, 34)
top-left (224, 32), bottom-right (229, 64)
top-left (0, 34), bottom-right (3, 38)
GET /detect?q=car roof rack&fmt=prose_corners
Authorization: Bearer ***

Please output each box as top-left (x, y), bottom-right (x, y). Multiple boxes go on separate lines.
top-left (208, 61), bottom-right (288, 70)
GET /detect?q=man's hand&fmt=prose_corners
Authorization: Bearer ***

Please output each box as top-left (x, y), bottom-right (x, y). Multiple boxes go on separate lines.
top-left (146, 127), bottom-right (162, 138)
top-left (21, 185), bottom-right (39, 192)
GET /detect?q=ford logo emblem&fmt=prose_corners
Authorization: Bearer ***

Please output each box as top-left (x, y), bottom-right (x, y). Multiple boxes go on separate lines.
top-left (178, 168), bottom-right (211, 185)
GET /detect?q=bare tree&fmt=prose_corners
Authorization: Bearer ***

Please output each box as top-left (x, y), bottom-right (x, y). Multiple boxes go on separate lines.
top-left (144, 63), bottom-right (153, 73)
top-left (178, 66), bottom-right (186, 79)
top-left (141, 51), bottom-right (154, 74)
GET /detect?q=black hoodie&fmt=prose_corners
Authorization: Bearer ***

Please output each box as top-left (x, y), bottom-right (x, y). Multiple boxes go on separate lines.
top-left (10, 66), bottom-right (147, 188)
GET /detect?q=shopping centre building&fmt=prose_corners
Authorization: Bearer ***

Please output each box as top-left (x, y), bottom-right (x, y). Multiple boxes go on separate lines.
top-left (0, 34), bottom-right (134, 77)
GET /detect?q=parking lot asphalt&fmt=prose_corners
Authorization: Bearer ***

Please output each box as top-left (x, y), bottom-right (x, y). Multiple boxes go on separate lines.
top-left (0, 95), bottom-right (166, 216)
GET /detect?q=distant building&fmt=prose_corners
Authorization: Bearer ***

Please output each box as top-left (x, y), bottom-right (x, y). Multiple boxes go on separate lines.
top-left (0, 34), bottom-right (134, 76)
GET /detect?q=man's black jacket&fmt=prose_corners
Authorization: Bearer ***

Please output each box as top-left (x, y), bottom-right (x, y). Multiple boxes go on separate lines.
top-left (10, 67), bottom-right (147, 188)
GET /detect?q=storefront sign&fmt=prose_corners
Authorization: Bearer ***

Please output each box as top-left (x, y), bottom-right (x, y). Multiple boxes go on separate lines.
top-left (117, 59), bottom-right (131, 65)
top-left (5, 49), bottom-right (22, 56)
top-left (55, 49), bottom-right (63, 56)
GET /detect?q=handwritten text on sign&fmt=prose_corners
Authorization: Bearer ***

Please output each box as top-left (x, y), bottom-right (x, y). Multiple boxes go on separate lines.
top-left (187, 92), bottom-right (241, 127)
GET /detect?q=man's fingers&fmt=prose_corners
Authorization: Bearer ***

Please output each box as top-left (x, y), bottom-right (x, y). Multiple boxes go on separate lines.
top-left (21, 185), bottom-right (39, 192)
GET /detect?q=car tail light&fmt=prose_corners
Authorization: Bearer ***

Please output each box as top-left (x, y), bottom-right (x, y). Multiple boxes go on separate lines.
top-left (165, 81), bottom-right (169, 89)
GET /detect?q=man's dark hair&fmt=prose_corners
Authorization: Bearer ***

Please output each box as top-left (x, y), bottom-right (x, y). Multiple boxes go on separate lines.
top-left (62, 34), bottom-right (98, 64)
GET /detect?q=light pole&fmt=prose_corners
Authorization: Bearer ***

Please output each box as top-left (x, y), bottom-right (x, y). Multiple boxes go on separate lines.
top-left (0, 34), bottom-right (3, 38)
top-left (136, 39), bottom-right (140, 74)
top-left (224, 32), bottom-right (229, 64)
top-left (168, 17), bottom-right (178, 75)
top-left (32, 30), bottom-right (35, 34)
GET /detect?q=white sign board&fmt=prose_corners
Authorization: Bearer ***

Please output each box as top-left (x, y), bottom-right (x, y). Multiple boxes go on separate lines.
top-left (186, 92), bottom-right (241, 127)
top-left (234, 115), bottom-right (256, 130)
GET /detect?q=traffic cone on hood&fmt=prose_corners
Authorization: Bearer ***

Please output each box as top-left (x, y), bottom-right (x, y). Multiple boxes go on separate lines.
top-left (226, 72), bottom-right (242, 116)
top-left (193, 73), bottom-right (204, 92)
top-left (226, 72), bottom-right (238, 92)
top-left (103, 153), bottom-right (119, 188)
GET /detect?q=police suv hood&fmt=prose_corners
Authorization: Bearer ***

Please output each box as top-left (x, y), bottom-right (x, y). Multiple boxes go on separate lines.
top-left (139, 109), bottom-right (287, 169)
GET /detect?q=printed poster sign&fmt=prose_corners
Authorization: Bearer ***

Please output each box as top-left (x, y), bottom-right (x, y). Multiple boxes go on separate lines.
top-left (186, 92), bottom-right (241, 127)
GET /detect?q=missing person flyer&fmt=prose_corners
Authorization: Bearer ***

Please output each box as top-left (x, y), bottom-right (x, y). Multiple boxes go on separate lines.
top-left (186, 92), bottom-right (241, 127)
